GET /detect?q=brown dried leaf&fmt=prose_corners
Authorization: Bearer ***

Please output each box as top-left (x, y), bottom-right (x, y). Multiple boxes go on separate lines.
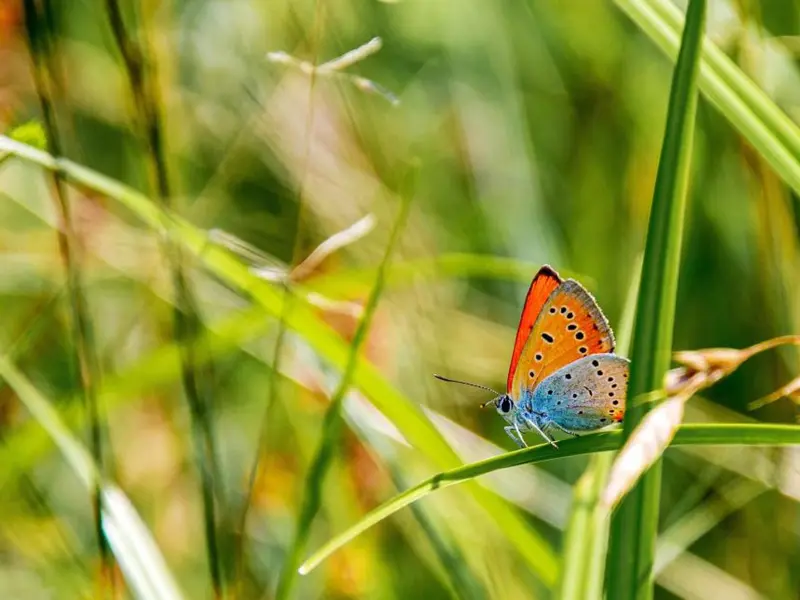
top-left (603, 369), bottom-right (707, 511)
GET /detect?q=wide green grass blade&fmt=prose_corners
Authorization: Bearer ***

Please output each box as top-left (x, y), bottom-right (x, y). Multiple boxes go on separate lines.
top-left (0, 135), bottom-right (559, 585)
top-left (0, 354), bottom-right (184, 600)
top-left (298, 423), bottom-right (800, 575)
top-left (606, 1), bottom-right (705, 599)
top-left (615, 0), bottom-right (800, 195)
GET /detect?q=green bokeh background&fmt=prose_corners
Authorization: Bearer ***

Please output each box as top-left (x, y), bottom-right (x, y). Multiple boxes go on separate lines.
top-left (0, 0), bottom-right (798, 598)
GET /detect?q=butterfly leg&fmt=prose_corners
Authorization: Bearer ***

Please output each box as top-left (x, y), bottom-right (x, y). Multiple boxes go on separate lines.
top-left (522, 417), bottom-right (558, 449)
top-left (504, 426), bottom-right (527, 449)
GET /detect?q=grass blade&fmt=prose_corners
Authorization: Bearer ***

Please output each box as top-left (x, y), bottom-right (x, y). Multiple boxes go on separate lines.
top-left (102, 3), bottom-right (225, 594)
top-left (556, 453), bottom-right (613, 600)
top-left (0, 354), bottom-right (184, 600)
top-left (606, 1), bottom-right (705, 598)
top-left (21, 0), bottom-right (111, 585)
top-left (307, 254), bottom-right (589, 298)
top-left (298, 423), bottom-right (800, 575)
top-left (274, 168), bottom-right (414, 599)
top-left (557, 256), bottom-right (642, 600)
top-left (615, 0), bottom-right (800, 195)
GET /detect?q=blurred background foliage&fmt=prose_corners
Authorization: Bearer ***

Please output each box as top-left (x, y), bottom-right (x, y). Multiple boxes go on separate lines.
top-left (0, 0), bottom-right (799, 598)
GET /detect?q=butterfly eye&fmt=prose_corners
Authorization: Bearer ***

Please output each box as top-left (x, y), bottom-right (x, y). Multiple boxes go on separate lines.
top-left (500, 398), bottom-right (512, 413)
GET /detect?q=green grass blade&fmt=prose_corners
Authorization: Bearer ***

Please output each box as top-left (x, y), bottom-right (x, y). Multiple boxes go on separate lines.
top-left (299, 423), bottom-right (800, 575)
top-left (557, 256), bottom-right (642, 600)
top-left (101, 3), bottom-right (226, 593)
top-left (0, 354), bottom-right (184, 600)
top-left (21, 0), bottom-right (111, 581)
top-left (606, 1), bottom-right (705, 599)
top-left (274, 168), bottom-right (414, 599)
top-left (615, 0), bottom-right (800, 195)
top-left (556, 452), bottom-right (613, 600)
top-left (0, 135), bottom-right (559, 585)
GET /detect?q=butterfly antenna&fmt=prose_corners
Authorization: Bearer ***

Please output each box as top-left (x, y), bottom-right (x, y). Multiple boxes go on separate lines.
top-left (433, 374), bottom-right (500, 394)
top-left (433, 375), bottom-right (502, 408)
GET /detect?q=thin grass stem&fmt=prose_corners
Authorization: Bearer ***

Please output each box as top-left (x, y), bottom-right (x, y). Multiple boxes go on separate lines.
top-left (102, 2), bottom-right (224, 596)
top-left (233, 4), bottom-right (327, 591)
top-left (274, 165), bottom-right (416, 599)
top-left (20, 0), bottom-right (111, 591)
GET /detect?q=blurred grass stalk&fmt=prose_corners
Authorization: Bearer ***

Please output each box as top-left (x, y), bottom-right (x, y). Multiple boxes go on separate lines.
top-left (606, 1), bottom-right (705, 599)
top-left (615, 0), bottom-right (800, 195)
top-left (102, 2), bottom-right (225, 596)
top-left (556, 257), bottom-right (642, 600)
top-left (20, 0), bottom-right (112, 590)
top-left (274, 168), bottom-right (414, 599)
top-left (0, 354), bottom-right (184, 600)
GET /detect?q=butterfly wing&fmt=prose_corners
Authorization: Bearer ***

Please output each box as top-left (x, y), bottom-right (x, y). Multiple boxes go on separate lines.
top-left (532, 354), bottom-right (629, 431)
top-left (510, 279), bottom-right (615, 398)
top-left (506, 266), bottom-right (562, 394)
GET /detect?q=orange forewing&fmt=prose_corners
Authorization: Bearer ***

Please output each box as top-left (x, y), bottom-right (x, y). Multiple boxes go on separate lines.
top-left (506, 266), bottom-right (562, 393)
top-left (510, 279), bottom-right (615, 398)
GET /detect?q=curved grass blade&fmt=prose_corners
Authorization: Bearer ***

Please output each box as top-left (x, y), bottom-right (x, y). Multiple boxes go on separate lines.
top-left (0, 354), bottom-right (184, 600)
top-left (614, 0), bottom-right (800, 194)
top-left (299, 423), bottom-right (800, 575)
top-left (0, 135), bottom-right (559, 585)
top-left (274, 168), bottom-right (414, 600)
top-left (606, 1), bottom-right (706, 598)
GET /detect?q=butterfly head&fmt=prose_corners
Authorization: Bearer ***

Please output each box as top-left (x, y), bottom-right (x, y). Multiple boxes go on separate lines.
top-left (482, 394), bottom-right (515, 418)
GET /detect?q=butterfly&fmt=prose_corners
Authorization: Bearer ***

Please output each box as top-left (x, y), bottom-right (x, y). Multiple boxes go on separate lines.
top-left (436, 265), bottom-right (629, 448)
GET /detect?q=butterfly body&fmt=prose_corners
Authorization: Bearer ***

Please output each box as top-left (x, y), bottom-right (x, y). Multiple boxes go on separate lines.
top-left (437, 265), bottom-right (630, 449)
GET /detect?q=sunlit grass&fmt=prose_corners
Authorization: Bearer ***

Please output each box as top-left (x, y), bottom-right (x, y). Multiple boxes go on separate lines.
top-left (1, 0), bottom-right (800, 598)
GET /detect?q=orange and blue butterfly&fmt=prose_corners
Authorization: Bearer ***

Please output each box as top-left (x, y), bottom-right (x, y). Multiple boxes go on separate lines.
top-left (436, 266), bottom-right (629, 448)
